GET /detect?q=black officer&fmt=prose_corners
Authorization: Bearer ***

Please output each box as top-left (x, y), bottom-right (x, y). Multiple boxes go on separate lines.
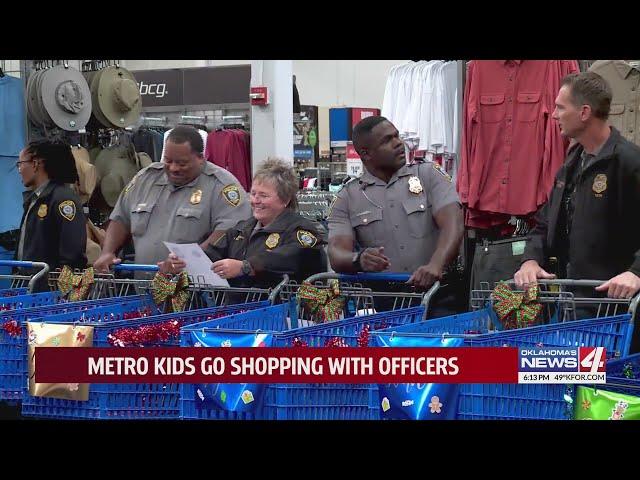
top-left (168, 158), bottom-right (326, 287)
top-left (16, 140), bottom-right (87, 291)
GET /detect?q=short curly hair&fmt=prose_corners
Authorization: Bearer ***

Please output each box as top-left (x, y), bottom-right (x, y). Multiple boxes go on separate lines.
top-left (252, 158), bottom-right (299, 210)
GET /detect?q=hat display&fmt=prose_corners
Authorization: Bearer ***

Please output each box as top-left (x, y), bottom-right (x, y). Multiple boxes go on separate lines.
top-left (87, 66), bottom-right (142, 129)
top-left (86, 69), bottom-right (113, 128)
top-left (70, 146), bottom-right (98, 204)
top-left (94, 145), bottom-right (140, 207)
top-left (27, 66), bottom-right (92, 131)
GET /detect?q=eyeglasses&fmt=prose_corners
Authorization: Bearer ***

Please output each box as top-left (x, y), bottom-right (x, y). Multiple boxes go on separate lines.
top-left (15, 160), bottom-right (34, 170)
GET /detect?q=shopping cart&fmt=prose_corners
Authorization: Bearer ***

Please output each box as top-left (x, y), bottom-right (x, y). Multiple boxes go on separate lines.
top-left (0, 294), bottom-right (158, 403)
top-left (19, 277), bottom-right (289, 419)
top-left (282, 272), bottom-right (440, 325)
top-left (180, 273), bottom-right (440, 420)
top-left (370, 279), bottom-right (639, 420)
top-left (0, 260), bottom-right (64, 309)
top-left (48, 264), bottom-right (289, 309)
top-left (0, 260), bottom-right (50, 293)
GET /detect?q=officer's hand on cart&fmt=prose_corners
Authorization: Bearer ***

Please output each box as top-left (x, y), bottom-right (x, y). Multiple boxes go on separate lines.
top-left (212, 259), bottom-right (244, 279)
top-left (157, 254), bottom-right (186, 275)
top-left (360, 247), bottom-right (390, 272)
top-left (595, 271), bottom-right (640, 299)
top-left (407, 262), bottom-right (442, 290)
top-left (514, 260), bottom-right (556, 289)
top-left (93, 252), bottom-right (122, 273)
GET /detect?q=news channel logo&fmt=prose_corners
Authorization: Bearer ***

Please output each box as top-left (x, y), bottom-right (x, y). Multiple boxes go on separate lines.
top-left (518, 347), bottom-right (606, 384)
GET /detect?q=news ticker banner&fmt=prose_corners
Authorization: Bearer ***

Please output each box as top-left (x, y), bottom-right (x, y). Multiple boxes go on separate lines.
top-left (33, 347), bottom-right (607, 385)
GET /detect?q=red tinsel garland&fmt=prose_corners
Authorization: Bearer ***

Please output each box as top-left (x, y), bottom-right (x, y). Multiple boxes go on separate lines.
top-left (357, 325), bottom-right (370, 347)
top-left (108, 319), bottom-right (183, 347)
top-left (292, 337), bottom-right (308, 347)
top-left (2, 319), bottom-right (21, 337)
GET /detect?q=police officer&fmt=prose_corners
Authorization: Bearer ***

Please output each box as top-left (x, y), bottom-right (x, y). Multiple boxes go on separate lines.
top-left (16, 140), bottom-right (87, 291)
top-left (328, 116), bottom-right (464, 309)
top-left (93, 125), bottom-right (251, 273)
top-left (168, 158), bottom-right (326, 287)
top-left (515, 72), bottom-right (640, 301)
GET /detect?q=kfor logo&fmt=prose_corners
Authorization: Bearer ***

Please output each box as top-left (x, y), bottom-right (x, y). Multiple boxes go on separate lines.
top-left (579, 347), bottom-right (606, 373)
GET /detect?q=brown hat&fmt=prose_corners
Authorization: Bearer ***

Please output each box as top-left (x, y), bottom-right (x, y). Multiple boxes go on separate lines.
top-left (94, 145), bottom-right (139, 207)
top-left (70, 146), bottom-right (98, 204)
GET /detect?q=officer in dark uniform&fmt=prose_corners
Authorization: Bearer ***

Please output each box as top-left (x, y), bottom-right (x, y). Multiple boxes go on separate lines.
top-left (515, 72), bottom-right (640, 339)
top-left (167, 158), bottom-right (326, 288)
top-left (15, 140), bottom-right (87, 292)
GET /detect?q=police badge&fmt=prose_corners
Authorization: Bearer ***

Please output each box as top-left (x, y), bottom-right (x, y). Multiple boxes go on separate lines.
top-left (408, 176), bottom-right (423, 194)
top-left (190, 189), bottom-right (203, 205)
top-left (593, 174), bottom-right (607, 194)
top-left (265, 233), bottom-right (280, 249)
top-left (37, 204), bottom-right (48, 218)
top-left (222, 185), bottom-right (241, 207)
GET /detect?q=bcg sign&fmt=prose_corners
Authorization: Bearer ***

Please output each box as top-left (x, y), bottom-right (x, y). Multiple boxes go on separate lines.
top-left (132, 65), bottom-right (251, 108)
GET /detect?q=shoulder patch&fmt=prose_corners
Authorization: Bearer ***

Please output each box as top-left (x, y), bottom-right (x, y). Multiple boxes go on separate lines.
top-left (431, 162), bottom-right (452, 182)
top-left (58, 200), bottom-right (76, 221)
top-left (296, 230), bottom-right (318, 248)
top-left (222, 184), bottom-right (241, 207)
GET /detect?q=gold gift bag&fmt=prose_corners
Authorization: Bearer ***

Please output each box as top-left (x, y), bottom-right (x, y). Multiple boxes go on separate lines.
top-left (27, 322), bottom-right (94, 401)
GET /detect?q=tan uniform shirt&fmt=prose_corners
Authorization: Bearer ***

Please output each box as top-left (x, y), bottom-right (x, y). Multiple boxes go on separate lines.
top-left (589, 60), bottom-right (640, 146)
top-left (110, 162), bottom-right (251, 265)
top-left (328, 162), bottom-right (460, 272)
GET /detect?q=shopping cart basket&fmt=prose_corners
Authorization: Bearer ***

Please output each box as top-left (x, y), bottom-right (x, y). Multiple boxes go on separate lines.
top-left (20, 276), bottom-right (288, 419)
top-left (0, 294), bottom-right (158, 403)
top-left (180, 273), bottom-right (439, 420)
top-left (371, 279), bottom-right (638, 420)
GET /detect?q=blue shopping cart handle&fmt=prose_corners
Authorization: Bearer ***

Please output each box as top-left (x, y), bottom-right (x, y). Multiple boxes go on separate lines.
top-left (113, 264), bottom-right (160, 272)
top-left (337, 272), bottom-right (411, 283)
top-left (0, 260), bottom-right (36, 268)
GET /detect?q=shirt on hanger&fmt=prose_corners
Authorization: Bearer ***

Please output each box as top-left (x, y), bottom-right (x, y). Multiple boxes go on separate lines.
top-left (0, 75), bottom-right (26, 157)
top-left (589, 60), bottom-right (640, 146)
top-left (458, 60), bottom-right (579, 221)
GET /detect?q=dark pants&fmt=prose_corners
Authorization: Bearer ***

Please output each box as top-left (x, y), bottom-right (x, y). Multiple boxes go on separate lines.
top-left (469, 237), bottom-right (530, 292)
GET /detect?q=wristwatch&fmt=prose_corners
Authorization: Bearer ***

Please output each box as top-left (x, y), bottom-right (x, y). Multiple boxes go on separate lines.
top-left (241, 260), bottom-right (252, 276)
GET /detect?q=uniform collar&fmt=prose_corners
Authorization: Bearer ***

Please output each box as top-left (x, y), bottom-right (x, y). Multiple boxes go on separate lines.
top-left (156, 170), bottom-right (202, 189)
top-left (256, 209), bottom-right (299, 234)
top-left (502, 60), bottom-right (523, 65)
top-left (22, 181), bottom-right (55, 204)
top-left (614, 60), bottom-right (635, 79)
top-left (360, 164), bottom-right (413, 187)
top-left (568, 127), bottom-right (620, 173)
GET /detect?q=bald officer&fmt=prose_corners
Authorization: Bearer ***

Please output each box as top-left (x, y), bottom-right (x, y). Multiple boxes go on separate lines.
top-left (328, 116), bottom-right (464, 291)
top-left (94, 125), bottom-right (251, 272)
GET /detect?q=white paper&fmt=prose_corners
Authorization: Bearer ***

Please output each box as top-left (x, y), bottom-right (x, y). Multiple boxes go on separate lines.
top-left (163, 242), bottom-right (229, 287)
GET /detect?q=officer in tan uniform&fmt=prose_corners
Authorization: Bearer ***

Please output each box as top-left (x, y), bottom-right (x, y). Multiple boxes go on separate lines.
top-left (328, 116), bottom-right (464, 310)
top-left (94, 125), bottom-right (251, 272)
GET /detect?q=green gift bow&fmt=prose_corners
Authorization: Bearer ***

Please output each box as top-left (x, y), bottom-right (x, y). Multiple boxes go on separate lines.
top-left (297, 281), bottom-right (345, 323)
top-left (492, 282), bottom-right (542, 330)
top-left (58, 266), bottom-right (95, 301)
top-left (151, 272), bottom-right (190, 313)
top-left (574, 386), bottom-right (640, 420)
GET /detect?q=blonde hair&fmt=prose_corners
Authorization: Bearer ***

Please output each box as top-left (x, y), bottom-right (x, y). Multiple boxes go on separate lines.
top-left (252, 157), bottom-right (299, 210)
